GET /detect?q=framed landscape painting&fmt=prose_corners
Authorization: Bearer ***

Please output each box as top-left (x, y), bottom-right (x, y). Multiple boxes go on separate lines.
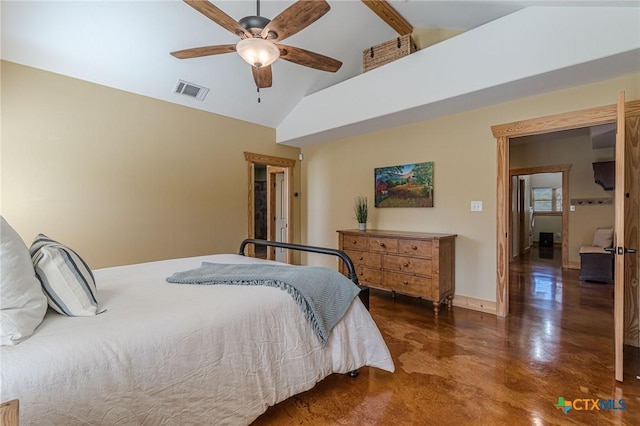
top-left (375, 162), bottom-right (434, 207)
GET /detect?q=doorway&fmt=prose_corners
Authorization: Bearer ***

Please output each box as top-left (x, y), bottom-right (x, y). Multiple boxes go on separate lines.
top-left (253, 164), bottom-right (268, 259)
top-left (244, 152), bottom-right (296, 263)
top-left (492, 97), bottom-right (640, 381)
top-left (509, 165), bottom-right (571, 269)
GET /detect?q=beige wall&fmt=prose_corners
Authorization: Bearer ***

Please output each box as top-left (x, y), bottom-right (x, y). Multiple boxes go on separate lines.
top-left (3, 59), bottom-right (638, 304)
top-left (511, 133), bottom-right (615, 264)
top-left (1, 61), bottom-right (300, 268)
top-left (300, 73), bottom-right (639, 303)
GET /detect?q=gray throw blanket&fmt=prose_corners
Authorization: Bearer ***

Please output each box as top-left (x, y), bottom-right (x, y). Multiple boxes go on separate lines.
top-left (166, 262), bottom-right (361, 346)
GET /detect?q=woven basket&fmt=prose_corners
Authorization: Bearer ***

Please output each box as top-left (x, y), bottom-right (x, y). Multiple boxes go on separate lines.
top-left (362, 34), bottom-right (418, 72)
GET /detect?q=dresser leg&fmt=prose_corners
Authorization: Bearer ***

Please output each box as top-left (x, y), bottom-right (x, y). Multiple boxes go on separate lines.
top-left (447, 295), bottom-right (454, 310)
top-left (432, 301), bottom-right (440, 316)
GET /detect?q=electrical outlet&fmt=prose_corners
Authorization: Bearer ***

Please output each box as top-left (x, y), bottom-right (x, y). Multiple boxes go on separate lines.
top-left (570, 205), bottom-right (576, 211)
top-left (471, 201), bottom-right (483, 212)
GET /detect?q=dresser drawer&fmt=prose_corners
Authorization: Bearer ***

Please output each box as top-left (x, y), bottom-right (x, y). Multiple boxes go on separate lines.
top-left (384, 271), bottom-right (432, 297)
top-left (398, 239), bottom-right (432, 258)
top-left (355, 266), bottom-right (383, 286)
top-left (383, 255), bottom-right (432, 276)
top-left (342, 234), bottom-right (368, 251)
top-left (338, 229), bottom-right (456, 316)
top-left (344, 249), bottom-right (382, 269)
top-left (369, 237), bottom-right (398, 254)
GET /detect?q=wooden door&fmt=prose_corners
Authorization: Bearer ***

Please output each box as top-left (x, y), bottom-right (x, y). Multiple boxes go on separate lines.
top-left (266, 166), bottom-right (287, 262)
top-left (613, 91), bottom-right (640, 382)
top-left (274, 171), bottom-right (286, 262)
top-left (624, 102), bottom-right (640, 352)
top-left (617, 92), bottom-right (640, 382)
top-left (614, 92), bottom-right (626, 381)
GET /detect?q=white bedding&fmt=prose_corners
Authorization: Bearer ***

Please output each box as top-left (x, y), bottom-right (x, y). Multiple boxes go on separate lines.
top-left (0, 254), bottom-right (394, 425)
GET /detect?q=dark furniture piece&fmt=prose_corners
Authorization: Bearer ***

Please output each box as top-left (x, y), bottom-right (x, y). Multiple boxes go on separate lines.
top-left (539, 232), bottom-right (554, 248)
top-left (579, 248), bottom-right (614, 283)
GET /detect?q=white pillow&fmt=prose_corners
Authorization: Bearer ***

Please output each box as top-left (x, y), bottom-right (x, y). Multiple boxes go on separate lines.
top-left (0, 216), bottom-right (48, 345)
top-left (592, 228), bottom-right (614, 248)
top-left (30, 234), bottom-right (102, 316)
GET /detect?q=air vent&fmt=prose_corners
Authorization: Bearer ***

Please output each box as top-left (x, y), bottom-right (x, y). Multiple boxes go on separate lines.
top-left (173, 79), bottom-right (209, 101)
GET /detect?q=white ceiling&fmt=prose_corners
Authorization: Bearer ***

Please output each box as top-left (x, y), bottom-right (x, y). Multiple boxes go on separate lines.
top-left (0, 0), bottom-right (527, 128)
top-left (1, 1), bottom-right (636, 130)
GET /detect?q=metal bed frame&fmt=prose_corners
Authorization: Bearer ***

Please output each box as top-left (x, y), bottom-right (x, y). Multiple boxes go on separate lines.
top-left (238, 238), bottom-right (369, 309)
top-left (238, 239), bottom-right (370, 377)
top-left (238, 239), bottom-right (358, 282)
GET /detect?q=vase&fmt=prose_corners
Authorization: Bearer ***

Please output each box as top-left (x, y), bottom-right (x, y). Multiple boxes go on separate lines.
top-left (358, 223), bottom-right (366, 231)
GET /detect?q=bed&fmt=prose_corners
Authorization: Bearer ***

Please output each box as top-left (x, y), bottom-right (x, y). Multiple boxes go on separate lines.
top-left (0, 237), bottom-right (394, 425)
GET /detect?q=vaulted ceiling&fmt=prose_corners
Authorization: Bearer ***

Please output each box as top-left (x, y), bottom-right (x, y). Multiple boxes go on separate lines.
top-left (1, 0), bottom-right (526, 127)
top-left (2, 1), bottom-right (638, 146)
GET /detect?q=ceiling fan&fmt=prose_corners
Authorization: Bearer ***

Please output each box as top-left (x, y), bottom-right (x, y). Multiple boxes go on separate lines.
top-left (171, 0), bottom-right (342, 97)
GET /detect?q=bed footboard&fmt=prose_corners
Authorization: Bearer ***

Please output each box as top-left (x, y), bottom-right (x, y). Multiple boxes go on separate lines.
top-left (239, 240), bottom-right (370, 309)
top-left (239, 239), bottom-right (368, 309)
top-left (239, 239), bottom-right (359, 282)
top-left (239, 239), bottom-right (367, 378)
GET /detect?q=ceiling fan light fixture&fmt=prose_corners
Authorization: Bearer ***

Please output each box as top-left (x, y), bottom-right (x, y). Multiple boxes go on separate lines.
top-left (236, 37), bottom-right (280, 68)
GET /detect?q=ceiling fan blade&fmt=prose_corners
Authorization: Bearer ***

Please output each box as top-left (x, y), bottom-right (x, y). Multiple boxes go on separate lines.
top-left (171, 44), bottom-right (236, 59)
top-left (261, 0), bottom-right (330, 42)
top-left (184, 0), bottom-right (251, 39)
top-left (252, 65), bottom-right (273, 88)
top-left (277, 45), bottom-right (342, 72)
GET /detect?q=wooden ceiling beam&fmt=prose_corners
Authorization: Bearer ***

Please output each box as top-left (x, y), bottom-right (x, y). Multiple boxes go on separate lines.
top-left (361, 0), bottom-right (413, 36)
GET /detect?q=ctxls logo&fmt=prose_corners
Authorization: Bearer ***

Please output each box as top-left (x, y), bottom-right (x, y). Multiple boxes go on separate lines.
top-left (554, 397), bottom-right (627, 414)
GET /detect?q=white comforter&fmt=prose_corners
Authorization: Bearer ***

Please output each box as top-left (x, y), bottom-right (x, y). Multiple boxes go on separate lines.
top-left (1, 254), bottom-right (394, 425)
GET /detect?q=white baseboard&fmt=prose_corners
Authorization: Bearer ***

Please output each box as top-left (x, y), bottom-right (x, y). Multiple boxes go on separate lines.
top-left (452, 295), bottom-right (496, 315)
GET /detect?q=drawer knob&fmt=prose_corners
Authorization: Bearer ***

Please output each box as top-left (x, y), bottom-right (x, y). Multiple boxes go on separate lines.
top-left (411, 245), bottom-right (418, 250)
top-left (402, 280), bottom-right (409, 285)
top-left (359, 256), bottom-right (364, 261)
top-left (379, 242), bottom-right (386, 248)
top-left (351, 240), bottom-right (357, 244)
top-left (403, 262), bottom-right (410, 267)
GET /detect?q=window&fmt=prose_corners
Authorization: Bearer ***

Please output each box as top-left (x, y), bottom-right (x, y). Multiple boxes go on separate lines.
top-left (532, 187), bottom-right (562, 212)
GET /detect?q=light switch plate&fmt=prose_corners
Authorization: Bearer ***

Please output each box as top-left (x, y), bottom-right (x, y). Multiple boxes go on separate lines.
top-left (471, 201), bottom-right (483, 212)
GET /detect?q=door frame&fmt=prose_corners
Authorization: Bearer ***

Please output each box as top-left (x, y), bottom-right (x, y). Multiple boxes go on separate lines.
top-left (491, 99), bottom-right (640, 318)
top-left (509, 165), bottom-right (572, 268)
top-left (244, 152), bottom-right (295, 263)
top-left (493, 98), bottom-right (640, 382)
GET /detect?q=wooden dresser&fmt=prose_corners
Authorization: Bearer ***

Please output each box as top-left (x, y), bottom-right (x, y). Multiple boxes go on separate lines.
top-left (337, 229), bottom-right (456, 315)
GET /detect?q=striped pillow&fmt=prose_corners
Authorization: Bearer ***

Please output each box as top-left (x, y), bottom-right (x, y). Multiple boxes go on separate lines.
top-left (30, 234), bottom-right (101, 316)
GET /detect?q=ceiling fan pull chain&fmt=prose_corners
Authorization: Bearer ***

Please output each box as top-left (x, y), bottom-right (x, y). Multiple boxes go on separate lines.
top-left (257, 68), bottom-right (261, 103)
